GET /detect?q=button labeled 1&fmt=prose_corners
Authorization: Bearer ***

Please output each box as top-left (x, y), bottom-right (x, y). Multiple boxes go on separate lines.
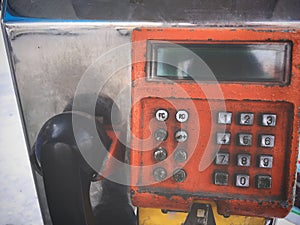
top-left (155, 109), bottom-right (168, 122)
top-left (175, 130), bottom-right (188, 142)
top-left (176, 110), bottom-right (189, 123)
top-left (218, 112), bottom-right (232, 124)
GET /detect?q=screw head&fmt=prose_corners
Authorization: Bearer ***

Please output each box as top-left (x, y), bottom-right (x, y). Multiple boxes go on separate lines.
top-left (154, 128), bottom-right (168, 141)
top-left (153, 167), bottom-right (167, 182)
top-left (153, 147), bottom-right (168, 162)
top-left (173, 169), bottom-right (187, 182)
top-left (174, 149), bottom-right (188, 162)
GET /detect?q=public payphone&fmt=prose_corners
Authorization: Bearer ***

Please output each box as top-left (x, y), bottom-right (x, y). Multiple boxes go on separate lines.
top-left (2, 0), bottom-right (300, 224)
top-left (129, 28), bottom-right (300, 219)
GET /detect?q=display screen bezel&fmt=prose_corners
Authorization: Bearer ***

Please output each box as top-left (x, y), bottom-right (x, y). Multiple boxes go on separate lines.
top-left (148, 41), bottom-right (292, 85)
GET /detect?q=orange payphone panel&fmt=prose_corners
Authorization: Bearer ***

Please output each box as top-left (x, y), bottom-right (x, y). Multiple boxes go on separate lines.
top-left (130, 28), bottom-right (300, 218)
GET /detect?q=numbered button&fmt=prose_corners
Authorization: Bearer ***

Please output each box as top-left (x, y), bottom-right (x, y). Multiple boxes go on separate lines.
top-left (154, 129), bottom-right (168, 141)
top-left (258, 155), bottom-right (273, 168)
top-left (218, 112), bottom-right (232, 124)
top-left (260, 135), bottom-right (275, 148)
top-left (235, 174), bottom-right (250, 188)
top-left (155, 109), bottom-right (168, 122)
top-left (237, 154), bottom-right (251, 167)
top-left (215, 152), bottom-right (230, 165)
top-left (176, 110), bottom-right (189, 123)
top-left (239, 113), bottom-right (254, 125)
top-left (237, 133), bottom-right (252, 146)
top-left (175, 130), bottom-right (188, 142)
top-left (262, 114), bottom-right (276, 127)
top-left (256, 175), bottom-right (272, 189)
top-left (216, 132), bottom-right (231, 145)
top-left (214, 171), bottom-right (229, 186)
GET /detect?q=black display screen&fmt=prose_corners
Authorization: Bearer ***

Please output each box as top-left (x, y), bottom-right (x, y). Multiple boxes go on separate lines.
top-left (149, 41), bottom-right (291, 84)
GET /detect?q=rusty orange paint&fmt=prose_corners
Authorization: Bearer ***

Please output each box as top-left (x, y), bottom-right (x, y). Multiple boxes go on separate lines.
top-left (130, 27), bottom-right (300, 218)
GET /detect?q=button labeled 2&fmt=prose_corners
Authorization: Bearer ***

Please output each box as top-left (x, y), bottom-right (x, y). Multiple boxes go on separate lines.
top-left (239, 113), bottom-right (254, 125)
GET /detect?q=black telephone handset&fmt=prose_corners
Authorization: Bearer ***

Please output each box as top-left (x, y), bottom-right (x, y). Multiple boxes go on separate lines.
top-left (34, 95), bottom-right (137, 225)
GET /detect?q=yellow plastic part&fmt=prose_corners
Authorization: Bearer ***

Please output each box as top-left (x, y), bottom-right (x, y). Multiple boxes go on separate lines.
top-left (138, 202), bottom-right (267, 225)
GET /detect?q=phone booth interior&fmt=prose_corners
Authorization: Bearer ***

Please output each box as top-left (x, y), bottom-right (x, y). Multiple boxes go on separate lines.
top-left (1, 0), bottom-right (300, 225)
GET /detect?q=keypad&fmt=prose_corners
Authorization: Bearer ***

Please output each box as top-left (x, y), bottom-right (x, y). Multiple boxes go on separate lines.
top-left (143, 101), bottom-right (291, 194)
top-left (213, 110), bottom-right (279, 189)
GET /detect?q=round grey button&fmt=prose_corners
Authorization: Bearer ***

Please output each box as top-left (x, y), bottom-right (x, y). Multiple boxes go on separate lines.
top-left (153, 147), bottom-right (168, 162)
top-left (174, 130), bottom-right (188, 142)
top-left (173, 169), bottom-right (187, 182)
top-left (174, 149), bottom-right (188, 162)
top-left (176, 110), bottom-right (189, 123)
top-left (155, 109), bottom-right (168, 122)
top-left (154, 128), bottom-right (168, 141)
top-left (153, 167), bottom-right (167, 181)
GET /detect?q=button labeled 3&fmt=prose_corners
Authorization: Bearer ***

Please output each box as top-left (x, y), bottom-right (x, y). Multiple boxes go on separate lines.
top-left (262, 114), bottom-right (276, 127)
